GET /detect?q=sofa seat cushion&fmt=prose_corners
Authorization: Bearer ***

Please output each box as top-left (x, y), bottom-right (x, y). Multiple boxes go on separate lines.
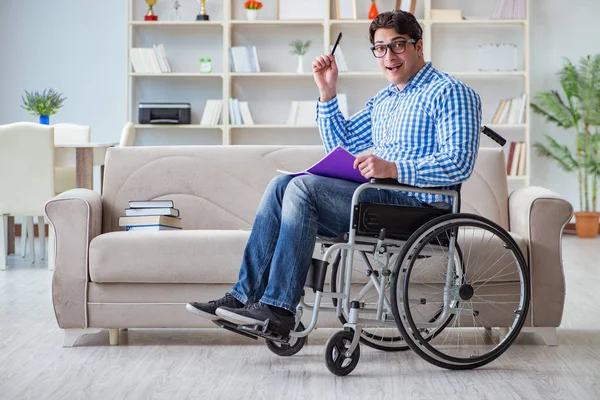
top-left (89, 230), bottom-right (250, 284)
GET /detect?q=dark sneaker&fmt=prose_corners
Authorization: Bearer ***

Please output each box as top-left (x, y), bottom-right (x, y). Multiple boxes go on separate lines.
top-left (216, 302), bottom-right (295, 331)
top-left (185, 293), bottom-right (244, 320)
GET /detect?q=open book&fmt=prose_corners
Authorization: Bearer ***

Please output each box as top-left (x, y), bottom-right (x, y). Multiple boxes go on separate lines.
top-left (277, 146), bottom-right (369, 183)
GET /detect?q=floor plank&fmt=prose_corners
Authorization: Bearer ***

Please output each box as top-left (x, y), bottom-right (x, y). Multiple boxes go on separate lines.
top-left (0, 236), bottom-right (599, 399)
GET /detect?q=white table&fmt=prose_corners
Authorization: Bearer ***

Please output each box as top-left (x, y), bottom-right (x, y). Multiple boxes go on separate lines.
top-left (54, 142), bottom-right (118, 190)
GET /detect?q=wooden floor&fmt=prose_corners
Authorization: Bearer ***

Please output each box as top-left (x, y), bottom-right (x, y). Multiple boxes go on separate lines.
top-left (1, 235), bottom-right (599, 399)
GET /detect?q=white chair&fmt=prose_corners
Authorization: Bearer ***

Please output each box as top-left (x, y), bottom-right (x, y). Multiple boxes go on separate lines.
top-left (0, 122), bottom-right (55, 270)
top-left (119, 122), bottom-right (136, 147)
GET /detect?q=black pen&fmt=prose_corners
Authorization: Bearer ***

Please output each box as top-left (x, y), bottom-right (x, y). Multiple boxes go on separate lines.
top-left (331, 32), bottom-right (343, 55)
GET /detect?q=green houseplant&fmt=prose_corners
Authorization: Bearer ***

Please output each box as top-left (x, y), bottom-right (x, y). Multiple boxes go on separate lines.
top-left (21, 88), bottom-right (66, 125)
top-left (290, 40), bottom-right (311, 73)
top-left (531, 54), bottom-right (600, 237)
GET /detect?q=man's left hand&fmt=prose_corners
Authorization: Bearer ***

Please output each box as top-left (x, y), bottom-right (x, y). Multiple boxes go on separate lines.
top-left (353, 154), bottom-right (398, 179)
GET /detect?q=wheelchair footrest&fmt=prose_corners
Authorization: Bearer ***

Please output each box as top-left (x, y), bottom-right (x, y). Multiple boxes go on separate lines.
top-left (213, 319), bottom-right (291, 344)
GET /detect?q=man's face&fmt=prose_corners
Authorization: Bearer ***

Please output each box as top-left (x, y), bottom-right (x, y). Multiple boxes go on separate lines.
top-left (373, 28), bottom-right (424, 88)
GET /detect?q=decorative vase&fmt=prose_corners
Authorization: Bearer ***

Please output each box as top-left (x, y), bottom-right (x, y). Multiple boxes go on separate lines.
top-left (296, 55), bottom-right (304, 73)
top-left (368, 1), bottom-right (379, 20)
top-left (246, 9), bottom-right (258, 20)
top-left (574, 212), bottom-right (600, 238)
top-left (39, 115), bottom-right (49, 125)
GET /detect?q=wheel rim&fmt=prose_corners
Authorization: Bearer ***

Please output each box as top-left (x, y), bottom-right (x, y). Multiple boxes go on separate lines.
top-left (399, 216), bottom-right (529, 365)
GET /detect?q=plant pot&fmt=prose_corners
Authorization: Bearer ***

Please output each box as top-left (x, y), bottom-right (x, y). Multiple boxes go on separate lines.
top-left (39, 115), bottom-right (49, 125)
top-left (296, 55), bottom-right (304, 73)
top-left (246, 9), bottom-right (258, 20)
top-left (574, 211), bottom-right (600, 238)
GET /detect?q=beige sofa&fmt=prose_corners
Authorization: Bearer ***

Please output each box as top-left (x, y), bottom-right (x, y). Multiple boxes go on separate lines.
top-left (45, 145), bottom-right (573, 347)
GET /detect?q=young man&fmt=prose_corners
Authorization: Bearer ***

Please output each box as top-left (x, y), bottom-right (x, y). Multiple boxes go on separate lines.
top-left (186, 10), bottom-right (482, 333)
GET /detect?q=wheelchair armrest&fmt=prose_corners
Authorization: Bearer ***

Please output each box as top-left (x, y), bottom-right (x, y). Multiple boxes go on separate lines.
top-left (368, 179), bottom-right (461, 196)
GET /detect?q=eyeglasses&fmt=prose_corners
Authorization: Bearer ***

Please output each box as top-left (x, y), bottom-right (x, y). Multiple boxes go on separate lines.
top-left (371, 39), bottom-right (416, 58)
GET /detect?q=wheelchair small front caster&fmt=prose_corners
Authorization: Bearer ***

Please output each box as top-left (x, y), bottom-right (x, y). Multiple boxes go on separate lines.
top-left (324, 330), bottom-right (360, 376)
top-left (265, 322), bottom-right (306, 357)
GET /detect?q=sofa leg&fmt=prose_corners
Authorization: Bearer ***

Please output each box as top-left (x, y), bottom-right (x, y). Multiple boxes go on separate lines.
top-left (521, 327), bottom-right (558, 346)
top-left (63, 328), bottom-right (103, 347)
top-left (109, 328), bottom-right (119, 345)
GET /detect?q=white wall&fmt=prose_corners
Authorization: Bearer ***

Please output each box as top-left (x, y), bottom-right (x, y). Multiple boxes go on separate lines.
top-left (0, 0), bottom-right (126, 142)
top-left (529, 0), bottom-right (600, 211)
top-left (1, 0), bottom-right (599, 211)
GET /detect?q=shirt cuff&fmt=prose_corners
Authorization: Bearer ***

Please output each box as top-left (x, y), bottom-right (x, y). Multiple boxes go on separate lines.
top-left (395, 160), bottom-right (417, 186)
top-left (317, 96), bottom-right (339, 119)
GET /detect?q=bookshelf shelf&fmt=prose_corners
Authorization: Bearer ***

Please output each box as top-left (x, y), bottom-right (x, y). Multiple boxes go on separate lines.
top-left (129, 73), bottom-right (224, 77)
top-left (127, 0), bottom-right (530, 187)
top-left (449, 71), bottom-right (527, 78)
top-left (129, 21), bottom-right (224, 26)
top-left (431, 19), bottom-right (527, 25)
top-left (231, 20), bottom-right (325, 26)
top-left (135, 124), bottom-right (224, 129)
top-left (230, 124), bottom-right (317, 129)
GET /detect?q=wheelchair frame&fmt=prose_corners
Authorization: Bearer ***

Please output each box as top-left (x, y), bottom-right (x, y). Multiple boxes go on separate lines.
top-left (217, 127), bottom-right (529, 375)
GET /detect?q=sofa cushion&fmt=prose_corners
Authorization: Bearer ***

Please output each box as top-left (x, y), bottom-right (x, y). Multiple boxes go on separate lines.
top-left (89, 230), bottom-right (250, 284)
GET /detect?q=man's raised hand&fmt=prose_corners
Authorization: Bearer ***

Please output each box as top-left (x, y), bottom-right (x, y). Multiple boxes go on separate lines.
top-left (312, 54), bottom-right (338, 102)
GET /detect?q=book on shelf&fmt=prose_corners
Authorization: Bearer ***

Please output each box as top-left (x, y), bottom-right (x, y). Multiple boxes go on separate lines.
top-left (330, 45), bottom-right (348, 72)
top-left (277, 145), bottom-right (368, 183)
top-left (491, 94), bottom-right (527, 124)
top-left (130, 46), bottom-right (172, 74)
top-left (125, 207), bottom-right (180, 217)
top-left (287, 101), bottom-right (317, 125)
top-left (129, 200), bottom-right (174, 208)
top-left (126, 225), bottom-right (182, 231)
top-left (506, 141), bottom-right (526, 176)
top-left (230, 46), bottom-right (260, 73)
top-left (491, 0), bottom-right (526, 19)
top-left (228, 98), bottom-right (255, 125)
top-left (200, 99), bottom-right (224, 126)
top-left (119, 215), bottom-right (182, 229)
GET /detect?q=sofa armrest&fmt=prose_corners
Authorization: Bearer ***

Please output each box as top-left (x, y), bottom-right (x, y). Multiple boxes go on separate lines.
top-left (508, 186), bottom-right (573, 327)
top-left (44, 189), bottom-right (103, 329)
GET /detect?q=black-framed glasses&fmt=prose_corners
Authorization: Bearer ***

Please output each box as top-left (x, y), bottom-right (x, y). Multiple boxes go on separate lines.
top-left (371, 39), bottom-right (416, 58)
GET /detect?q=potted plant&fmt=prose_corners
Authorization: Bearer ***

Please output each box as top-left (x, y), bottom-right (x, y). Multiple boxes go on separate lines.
top-left (21, 88), bottom-right (66, 125)
top-left (290, 39), bottom-right (311, 73)
top-left (531, 54), bottom-right (600, 237)
top-left (244, 1), bottom-right (262, 21)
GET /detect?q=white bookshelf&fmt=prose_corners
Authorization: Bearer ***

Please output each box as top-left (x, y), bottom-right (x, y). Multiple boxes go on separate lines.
top-left (126, 0), bottom-right (530, 187)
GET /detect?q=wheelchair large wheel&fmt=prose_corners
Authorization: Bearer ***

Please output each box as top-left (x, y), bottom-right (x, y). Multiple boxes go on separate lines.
top-left (392, 213), bottom-right (530, 370)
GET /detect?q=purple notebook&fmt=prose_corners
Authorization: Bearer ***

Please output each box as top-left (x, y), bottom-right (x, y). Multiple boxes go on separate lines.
top-left (277, 146), bottom-right (369, 183)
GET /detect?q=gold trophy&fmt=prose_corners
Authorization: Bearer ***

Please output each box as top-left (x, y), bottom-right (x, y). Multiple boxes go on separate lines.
top-left (144, 0), bottom-right (159, 21)
top-left (196, 0), bottom-right (210, 21)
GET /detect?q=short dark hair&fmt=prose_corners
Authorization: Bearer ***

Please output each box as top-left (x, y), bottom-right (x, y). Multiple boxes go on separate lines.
top-left (368, 10), bottom-right (423, 45)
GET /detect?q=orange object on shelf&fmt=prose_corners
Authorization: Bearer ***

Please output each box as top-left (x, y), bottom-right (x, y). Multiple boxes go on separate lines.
top-left (368, 1), bottom-right (379, 20)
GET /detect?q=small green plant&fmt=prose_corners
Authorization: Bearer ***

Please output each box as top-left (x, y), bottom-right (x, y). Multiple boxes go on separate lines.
top-left (21, 88), bottom-right (66, 117)
top-left (290, 40), bottom-right (311, 56)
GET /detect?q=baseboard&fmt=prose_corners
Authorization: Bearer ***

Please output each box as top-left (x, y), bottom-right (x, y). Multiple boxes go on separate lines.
top-left (13, 223), bottom-right (49, 237)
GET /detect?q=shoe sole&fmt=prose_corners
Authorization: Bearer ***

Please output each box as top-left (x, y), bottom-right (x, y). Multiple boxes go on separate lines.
top-left (185, 303), bottom-right (219, 320)
top-left (216, 308), bottom-right (264, 326)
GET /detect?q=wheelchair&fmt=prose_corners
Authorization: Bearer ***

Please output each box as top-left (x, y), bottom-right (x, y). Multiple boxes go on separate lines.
top-left (214, 127), bottom-right (530, 376)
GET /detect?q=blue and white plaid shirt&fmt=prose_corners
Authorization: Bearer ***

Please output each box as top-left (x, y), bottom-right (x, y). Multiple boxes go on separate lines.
top-left (317, 62), bottom-right (482, 205)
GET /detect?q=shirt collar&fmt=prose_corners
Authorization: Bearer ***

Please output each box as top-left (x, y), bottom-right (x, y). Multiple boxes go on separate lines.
top-left (386, 62), bottom-right (434, 94)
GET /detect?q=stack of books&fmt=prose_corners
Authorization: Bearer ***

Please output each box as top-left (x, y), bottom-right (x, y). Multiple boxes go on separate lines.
top-left (119, 200), bottom-right (182, 231)
top-left (130, 45), bottom-right (172, 73)
top-left (230, 46), bottom-right (260, 73)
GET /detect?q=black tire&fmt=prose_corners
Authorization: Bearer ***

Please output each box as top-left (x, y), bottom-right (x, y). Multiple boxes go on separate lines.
top-left (324, 330), bottom-right (360, 376)
top-left (392, 213), bottom-right (530, 370)
top-left (330, 251), bottom-right (410, 352)
top-left (265, 322), bottom-right (306, 357)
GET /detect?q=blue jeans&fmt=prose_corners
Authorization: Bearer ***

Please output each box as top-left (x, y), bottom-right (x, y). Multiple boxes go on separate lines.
top-left (229, 175), bottom-right (429, 313)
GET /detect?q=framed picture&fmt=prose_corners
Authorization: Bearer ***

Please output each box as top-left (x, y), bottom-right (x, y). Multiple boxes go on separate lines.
top-left (278, 0), bottom-right (325, 20)
top-left (336, 0), bottom-right (356, 20)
